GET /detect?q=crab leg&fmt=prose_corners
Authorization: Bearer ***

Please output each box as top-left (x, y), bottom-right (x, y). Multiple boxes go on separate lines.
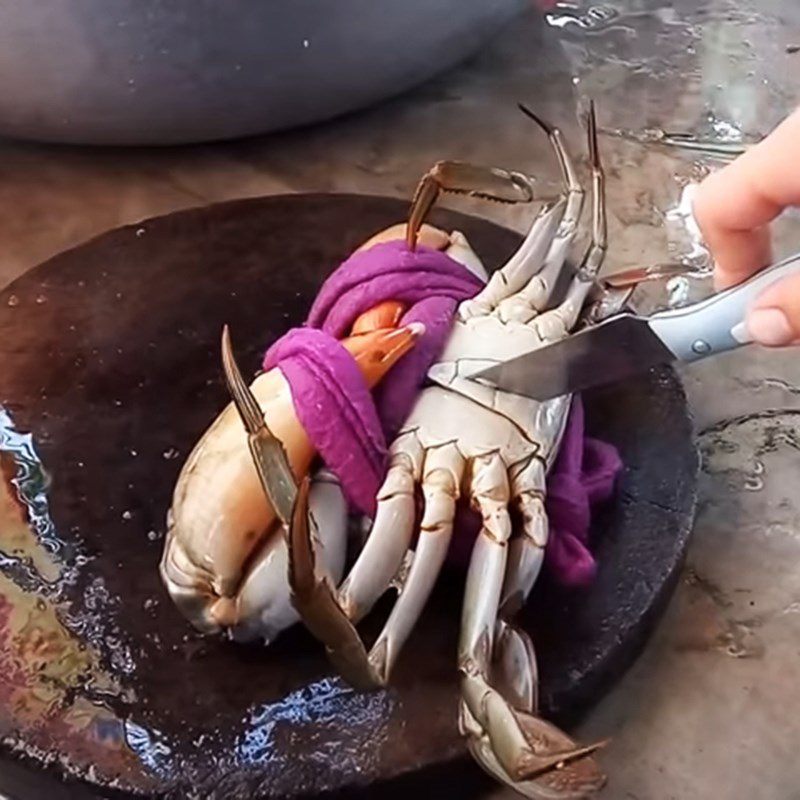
top-left (490, 617), bottom-right (539, 715)
top-left (286, 430), bottom-right (468, 689)
top-left (456, 198), bottom-right (567, 322)
top-left (227, 467), bottom-right (349, 644)
top-left (364, 439), bottom-right (465, 681)
top-left (651, 131), bottom-right (749, 160)
top-left (502, 456), bottom-right (548, 618)
top-left (494, 106), bottom-right (586, 324)
top-left (562, 102), bottom-right (607, 309)
top-left (286, 485), bottom-right (382, 689)
top-left (525, 102), bottom-right (608, 345)
top-left (491, 456), bottom-right (557, 716)
top-left (459, 452), bottom-right (570, 781)
top-left (287, 476), bottom-right (384, 690)
top-left (459, 104), bottom-right (592, 324)
top-left (337, 432), bottom-right (424, 622)
top-left (406, 160), bottom-right (539, 250)
top-left (458, 452), bottom-right (607, 799)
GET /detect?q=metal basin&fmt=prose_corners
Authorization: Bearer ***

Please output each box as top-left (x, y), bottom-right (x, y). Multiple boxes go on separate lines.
top-left (0, 0), bottom-right (526, 146)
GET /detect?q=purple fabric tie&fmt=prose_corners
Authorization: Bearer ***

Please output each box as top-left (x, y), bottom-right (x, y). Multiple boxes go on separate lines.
top-left (543, 399), bottom-right (622, 585)
top-left (263, 239), bottom-right (622, 587)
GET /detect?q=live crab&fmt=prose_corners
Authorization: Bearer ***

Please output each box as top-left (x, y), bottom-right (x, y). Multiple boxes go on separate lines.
top-left (161, 103), bottom-right (652, 799)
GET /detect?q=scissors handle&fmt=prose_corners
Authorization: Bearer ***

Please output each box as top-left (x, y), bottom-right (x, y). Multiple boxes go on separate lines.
top-left (648, 250), bottom-right (800, 362)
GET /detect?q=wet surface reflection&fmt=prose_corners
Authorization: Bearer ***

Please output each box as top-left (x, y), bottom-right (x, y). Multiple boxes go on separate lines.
top-left (0, 407), bottom-right (151, 792)
top-left (0, 401), bottom-right (400, 797)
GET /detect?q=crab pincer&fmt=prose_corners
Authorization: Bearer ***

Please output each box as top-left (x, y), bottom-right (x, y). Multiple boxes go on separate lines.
top-left (161, 304), bottom-right (423, 643)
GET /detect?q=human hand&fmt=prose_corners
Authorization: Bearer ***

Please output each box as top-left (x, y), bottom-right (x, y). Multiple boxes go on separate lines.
top-left (692, 108), bottom-right (800, 346)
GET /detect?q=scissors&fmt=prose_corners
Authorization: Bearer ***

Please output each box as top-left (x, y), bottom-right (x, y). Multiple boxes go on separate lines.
top-left (462, 249), bottom-right (800, 402)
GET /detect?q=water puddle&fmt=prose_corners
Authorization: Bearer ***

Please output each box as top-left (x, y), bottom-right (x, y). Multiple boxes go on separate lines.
top-left (0, 407), bottom-right (158, 789)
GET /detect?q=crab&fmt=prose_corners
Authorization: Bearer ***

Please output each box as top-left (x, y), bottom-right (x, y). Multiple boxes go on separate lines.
top-left (161, 102), bottom-right (669, 799)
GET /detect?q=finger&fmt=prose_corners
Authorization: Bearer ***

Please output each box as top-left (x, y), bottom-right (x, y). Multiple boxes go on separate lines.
top-left (742, 271), bottom-right (800, 347)
top-left (692, 108), bottom-right (800, 288)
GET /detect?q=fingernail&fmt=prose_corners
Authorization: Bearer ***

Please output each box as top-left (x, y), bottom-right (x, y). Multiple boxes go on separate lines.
top-left (746, 308), bottom-right (794, 347)
top-left (730, 321), bottom-right (752, 344)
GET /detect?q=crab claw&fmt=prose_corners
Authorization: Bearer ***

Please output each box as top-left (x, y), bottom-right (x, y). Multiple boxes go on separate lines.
top-left (212, 467), bottom-right (349, 645)
top-left (161, 312), bottom-right (424, 641)
top-left (342, 323), bottom-right (426, 387)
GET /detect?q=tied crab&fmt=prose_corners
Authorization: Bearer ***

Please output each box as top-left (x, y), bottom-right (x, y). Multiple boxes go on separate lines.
top-left (161, 103), bottom-right (663, 799)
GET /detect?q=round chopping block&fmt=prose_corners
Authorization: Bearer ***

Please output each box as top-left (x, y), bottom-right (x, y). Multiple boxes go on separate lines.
top-left (0, 0), bottom-right (526, 146)
top-left (0, 194), bottom-right (698, 799)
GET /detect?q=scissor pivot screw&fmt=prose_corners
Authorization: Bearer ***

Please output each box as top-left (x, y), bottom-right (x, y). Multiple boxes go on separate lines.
top-left (692, 339), bottom-right (712, 355)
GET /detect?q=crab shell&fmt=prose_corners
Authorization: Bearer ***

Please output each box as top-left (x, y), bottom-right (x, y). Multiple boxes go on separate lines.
top-left (159, 224), bottom-right (487, 643)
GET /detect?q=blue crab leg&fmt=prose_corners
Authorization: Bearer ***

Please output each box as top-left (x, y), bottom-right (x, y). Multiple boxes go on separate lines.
top-left (581, 261), bottom-right (697, 324)
top-left (405, 157), bottom-right (549, 250)
top-left (543, 101), bottom-right (609, 336)
top-left (577, 101), bottom-right (607, 284)
top-left (460, 104), bottom-right (596, 322)
top-left (457, 454), bottom-right (607, 797)
top-left (338, 431), bottom-right (424, 625)
top-left (281, 427), bottom-right (469, 690)
top-left (650, 131), bottom-right (750, 161)
top-left (494, 105), bottom-right (587, 324)
top-left (504, 105), bottom-right (607, 620)
top-left (359, 439), bottom-right (465, 682)
top-left (286, 476), bottom-right (384, 690)
top-left (458, 196), bottom-right (568, 322)
top-left (603, 126), bottom-right (751, 162)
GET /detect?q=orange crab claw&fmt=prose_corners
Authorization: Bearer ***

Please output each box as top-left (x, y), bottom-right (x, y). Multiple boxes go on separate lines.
top-left (341, 322), bottom-right (425, 388)
top-left (350, 301), bottom-right (407, 335)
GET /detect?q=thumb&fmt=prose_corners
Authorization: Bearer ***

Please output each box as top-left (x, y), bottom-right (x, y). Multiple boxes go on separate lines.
top-left (743, 272), bottom-right (800, 347)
